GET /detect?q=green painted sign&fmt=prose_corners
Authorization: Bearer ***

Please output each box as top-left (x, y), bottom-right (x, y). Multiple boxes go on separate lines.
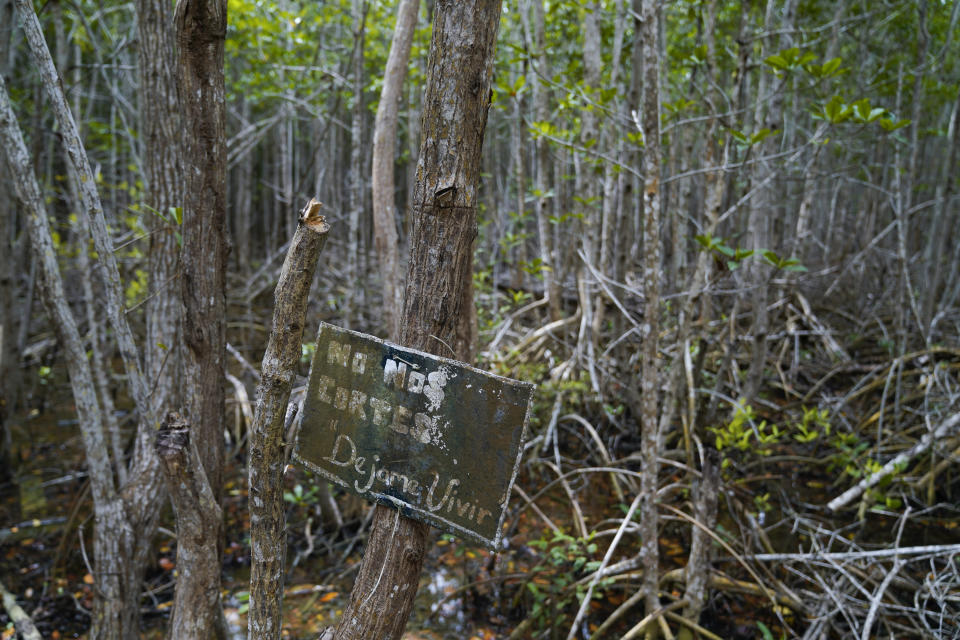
top-left (293, 322), bottom-right (535, 549)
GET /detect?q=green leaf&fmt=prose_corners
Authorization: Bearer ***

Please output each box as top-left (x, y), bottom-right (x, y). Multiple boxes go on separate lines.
top-left (820, 57), bottom-right (842, 77)
top-left (879, 117), bottom-right (911, 132)
top-left (824, 95), bottom-right (849, 123)
top-left (750, 128), bottom-right (777, 145)
top-left (765, 53), bottom-right (789, 70)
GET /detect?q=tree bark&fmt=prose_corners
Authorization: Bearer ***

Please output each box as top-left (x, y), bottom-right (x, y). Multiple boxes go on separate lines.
top-left (248, 199), bottom-right (329, 640)
top-left (528, 0), bottom-right (561, 320)
top-left (133, 0), bottom-right (186, 628)
top-left (331, 2), bottom-right (502, 638)
top-left (156, 413), bottom-right (224, 640)
top-left (575, 0), bottom-right (602, 369)
top-left (0, 155), bottom-right (16, 475)
top-left (372, 0), bottom-right (419, 340)
top-left (174, 0), bottom-right (228, 634)
top-left (344, 0), bottom-right (367, 328)
top-left (137, 0), bottom-right (184, 462)
top-left (637, 0), bottom-right (663, 631)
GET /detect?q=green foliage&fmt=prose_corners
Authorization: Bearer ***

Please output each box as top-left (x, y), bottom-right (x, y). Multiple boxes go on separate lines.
top-left (523, 530), bottom-right (608, 633)
top-left (793, 407), bottom-right (830, 443)
top-left (124, 268), bottom-right (148, 309)
top-left (301, 341), bottom-right (316, 365)
top-left (283, 483), bottom-right (319, 507)
top-left (756, 621), bottom-right (786, 640)
top-left (727, 126), bottom-right (780, 149)
top-left (711, 404), bottom-right (834, 470)
top-left (695, 234), bottom-right (806, 272)
top-left (710, 403), bottom-right (782, 466)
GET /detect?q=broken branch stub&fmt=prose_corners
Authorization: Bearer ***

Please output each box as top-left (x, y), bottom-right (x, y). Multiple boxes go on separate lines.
top-left (294, 322), bottom-right (534, 549)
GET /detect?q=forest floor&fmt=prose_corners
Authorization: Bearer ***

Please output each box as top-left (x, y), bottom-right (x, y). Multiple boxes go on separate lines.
top-left (2, 297), bottom-right (960, 639)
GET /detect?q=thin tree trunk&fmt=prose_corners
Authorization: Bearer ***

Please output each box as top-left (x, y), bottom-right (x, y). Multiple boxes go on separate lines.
top-left (528, 0), bottom-right (561, 320)
top-left (344, 0), bottom-right (367, 328)
top-left (173, 0), bottom-right (229, 634)
top-left (576, 0), bottom-right (602, 368)
top-left (133, 0), bottom-right (185, 628)
top-left (12, 4), bottom-right (167, 637)
top-left (372, 0), bottom-right (419, 340)
top-left (923, 85), bottom-right (960, 335)
top-left (0, 73), bottom-right (123, 640)
top-left (331, 2), bottom-right (502, 638)
top-left (248, 200), bottom-right (329, 640)
top-left (637, 0), bottom-right (662, 631)
top-left (14, 0), bottom-right (152, 429)
top-left (0, 148), bottom-right (17, 474)
top-left (235, 98), bottom-right (253, 272)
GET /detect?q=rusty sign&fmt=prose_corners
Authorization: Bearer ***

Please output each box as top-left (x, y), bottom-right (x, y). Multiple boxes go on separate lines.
top-left (293, 322), bottom-right (535, 550)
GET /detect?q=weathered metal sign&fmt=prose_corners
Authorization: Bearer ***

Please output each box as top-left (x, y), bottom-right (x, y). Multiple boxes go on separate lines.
top-left (293, 322), bottom-right (535, 550)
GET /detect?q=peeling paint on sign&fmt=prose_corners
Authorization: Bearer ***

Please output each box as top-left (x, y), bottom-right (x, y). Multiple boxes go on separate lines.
top-left (293, 322), bottom-right (535, 550)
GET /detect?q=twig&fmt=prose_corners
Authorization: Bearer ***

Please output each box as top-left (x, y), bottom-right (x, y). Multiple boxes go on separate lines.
top-left (619, 600), bottom-right (689, 640)
top-left (663, 611), bottom-right (725, 640)
top-left (227, 341), bottom-right (262, 381)
top-left (567, 492), bottom-right (643, 640)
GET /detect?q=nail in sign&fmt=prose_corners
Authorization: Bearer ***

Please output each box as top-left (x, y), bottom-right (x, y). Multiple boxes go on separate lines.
top-left (293, 322), bottom-right (535, 549)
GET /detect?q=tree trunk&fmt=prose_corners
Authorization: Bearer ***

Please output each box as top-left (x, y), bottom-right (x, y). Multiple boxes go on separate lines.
top-left (372, 0), bottom-right (419, 340)
top-left (173, 0), bottom-right (228, 634)
top-left (11, 3), bottom-right (169, 637)
top-left (528, 0), bottom-right (561, 320)
top-left (331, 2), bottom-right (502, 638)
top-left (575, 0), bottom-right (602, 369)
top-left (131, 0), bottom-right (186, 628)
top-left (0, 73), bottom-right (122, 640)
top-left (636, 0), bottom-right (663, 630)
top-left (156, 413), bottom-right (225, 640)
top-left (344, 0), bottom-right (367, 328)
top-left (0, 153), bottom-right (17, 476)
top-left (248, 200), bottom-right (329, 640)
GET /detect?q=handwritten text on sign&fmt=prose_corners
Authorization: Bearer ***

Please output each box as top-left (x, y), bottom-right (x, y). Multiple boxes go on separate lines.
top-left (293, 323), bottom-right (534, 549)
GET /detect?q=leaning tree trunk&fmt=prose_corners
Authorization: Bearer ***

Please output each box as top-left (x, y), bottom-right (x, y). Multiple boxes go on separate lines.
top-left (331, 2), bottom-right (502, 638)
top-left (10, 3), bottom-right (172, 637)
top-left (371, 0), bottom-right (419, 340)
top-left (170, 0), bottom-right (228, 635)
top-left (0, 74), bottom-right (122, 640)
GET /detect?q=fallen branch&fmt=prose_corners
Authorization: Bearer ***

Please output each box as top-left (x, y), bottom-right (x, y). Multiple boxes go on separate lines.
top-left (0, 578), bottom-right (42, 640)
top-left (748, 543), bottom-right (960, 563)
top-left (827, 412), bottom-right (960, 512)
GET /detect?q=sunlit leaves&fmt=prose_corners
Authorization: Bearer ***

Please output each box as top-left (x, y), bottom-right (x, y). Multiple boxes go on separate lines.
top-left (813, 95), bottom-right (911, 132)
top-left (764, 47), bottom-right (817, 73)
